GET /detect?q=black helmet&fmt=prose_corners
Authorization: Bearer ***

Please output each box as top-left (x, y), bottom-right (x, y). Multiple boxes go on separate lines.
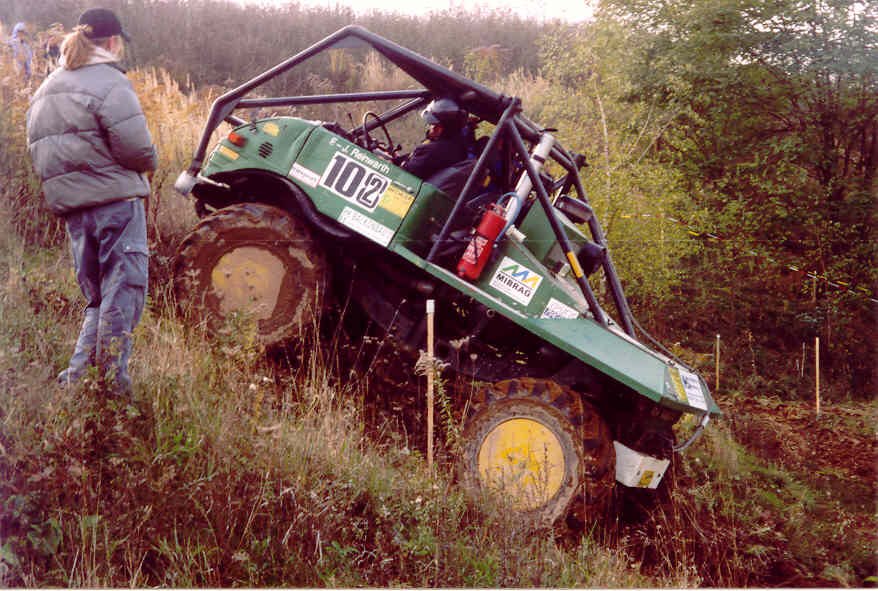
top-left (421, 98), bottom-right (466, 130)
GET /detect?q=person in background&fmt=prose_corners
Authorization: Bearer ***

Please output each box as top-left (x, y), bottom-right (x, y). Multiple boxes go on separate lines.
top-left (8, 22), bottom-right (33, 81)
top-left (26, 7), bottom-right (157, 395)
top-left (43, 23), bottom-right (64, 74)
top-left (402, 97), bottom-right (470, 180)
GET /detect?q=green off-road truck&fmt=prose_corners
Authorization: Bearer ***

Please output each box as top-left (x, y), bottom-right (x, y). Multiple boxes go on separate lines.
top-left (174, 25), bottom-right (721, 526)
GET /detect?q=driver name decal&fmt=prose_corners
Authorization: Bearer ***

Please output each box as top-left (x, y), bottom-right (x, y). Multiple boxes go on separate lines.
top-left (489, 257), bottom-right (543, 305)
top-left (338, 206), bottom-right (394, 246)
top-left (320, 151), bottom-right (390, 212)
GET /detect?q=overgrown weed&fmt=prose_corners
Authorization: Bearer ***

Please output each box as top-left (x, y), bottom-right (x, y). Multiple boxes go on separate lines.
top-left (622, 419), bottom-right (876, 587)
top-left (1, 218), bottom-right (669, 585)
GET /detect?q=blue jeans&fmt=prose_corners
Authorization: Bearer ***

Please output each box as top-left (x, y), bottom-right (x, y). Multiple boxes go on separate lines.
top-left (61, 199), bottom-right (148, 393)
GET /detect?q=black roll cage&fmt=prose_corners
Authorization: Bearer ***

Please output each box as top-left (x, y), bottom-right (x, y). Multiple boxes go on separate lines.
top-left (183, 25), bottom-right (636, 336)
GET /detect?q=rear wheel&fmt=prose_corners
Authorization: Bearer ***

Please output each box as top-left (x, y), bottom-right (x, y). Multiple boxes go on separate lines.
top-left (174, 202), bottom-right (328, 346)
top-left (458, 378), bottom-right (614, 526)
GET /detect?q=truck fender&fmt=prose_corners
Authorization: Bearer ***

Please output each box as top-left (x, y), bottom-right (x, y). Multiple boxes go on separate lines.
top-left (276, 176), bottom-right (355, 240)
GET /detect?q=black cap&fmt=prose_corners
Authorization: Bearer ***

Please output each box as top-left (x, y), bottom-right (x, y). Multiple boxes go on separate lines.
top-left (78, 8), bottom-right (130, 42)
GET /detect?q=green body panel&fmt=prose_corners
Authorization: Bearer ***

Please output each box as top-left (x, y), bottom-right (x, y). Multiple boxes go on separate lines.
top-left (293, 127), bottom-right (424, 245)
top-left (394, 183), bottom-right (458, 255)
top-left (200, 116), bottom-right (720, 418)
top-left (391, 241), bottom-right (720, 417)
top-left (518, 200), bottom-right (589, 265)
top-left (203, 118), bottom-right (316, 177)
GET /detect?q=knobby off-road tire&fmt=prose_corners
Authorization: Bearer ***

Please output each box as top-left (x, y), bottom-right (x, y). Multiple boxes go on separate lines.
top-left (174, 203), bottom-right (328, 347)
top-left (569, 396), bottom-right (616, 529)
top-left (458, 377), bottom-right (615, 527)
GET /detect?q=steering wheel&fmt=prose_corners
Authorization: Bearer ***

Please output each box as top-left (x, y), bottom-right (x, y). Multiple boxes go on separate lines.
top-left (361, 111), bottom-right (399, 159)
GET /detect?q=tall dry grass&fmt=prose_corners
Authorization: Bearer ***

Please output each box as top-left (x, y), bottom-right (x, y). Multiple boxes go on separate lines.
top-left (128, 66), bottom-right (219, 252)
top-left (0, 194), bottom-right (697, 586)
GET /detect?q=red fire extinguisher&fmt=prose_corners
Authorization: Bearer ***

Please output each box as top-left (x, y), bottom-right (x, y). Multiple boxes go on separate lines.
top-left (457, 203), bottom-right (507, 280)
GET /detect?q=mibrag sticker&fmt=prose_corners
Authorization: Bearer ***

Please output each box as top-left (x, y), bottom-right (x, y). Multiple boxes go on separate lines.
top-left (489, 257), bottom-right (543, 306)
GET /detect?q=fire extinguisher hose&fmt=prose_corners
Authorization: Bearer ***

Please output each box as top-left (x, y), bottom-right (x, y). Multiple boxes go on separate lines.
top-left (497, 191), bottom-right (522, 240)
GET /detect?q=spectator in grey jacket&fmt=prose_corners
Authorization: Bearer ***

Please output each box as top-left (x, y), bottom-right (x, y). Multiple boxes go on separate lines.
top-left (26, 8), bottom-right (157, 395)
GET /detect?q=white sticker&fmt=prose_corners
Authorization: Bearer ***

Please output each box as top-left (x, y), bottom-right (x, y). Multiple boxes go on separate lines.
top-left (338, 207), bottom-right (394, 246)
top-left (678, 368), bottom-right (708, 411)
top-left (320, 151), bottom-right (390, 212)
top-left (489, 257), bottom-right (543, 306)
top-left (540, 298), bottom-right (579, 319)
top-left (290, 162), bottom-right (320, 187)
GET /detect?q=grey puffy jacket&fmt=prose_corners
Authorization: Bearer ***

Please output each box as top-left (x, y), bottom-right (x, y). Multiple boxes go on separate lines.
top-left (26, 61), bottom-right (158, 216)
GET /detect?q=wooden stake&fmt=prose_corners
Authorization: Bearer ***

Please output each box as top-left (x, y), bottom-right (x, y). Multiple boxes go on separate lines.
top-left (426, 300), bottom-right (435, 471)
top-left (800, 342), bottom-right (806, 378)
top-left (715, 334), bottom-right (720, 392)
top-left (815, 336), bottom-right (820, 417)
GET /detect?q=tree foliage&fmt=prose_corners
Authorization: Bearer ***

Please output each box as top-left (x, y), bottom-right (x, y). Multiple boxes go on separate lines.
top-left (537, 23), bottom-right (702, 317)
top-left (0, 0), bottom-right (558, 92)
top-left (597, 0), bottom-right (877, 394)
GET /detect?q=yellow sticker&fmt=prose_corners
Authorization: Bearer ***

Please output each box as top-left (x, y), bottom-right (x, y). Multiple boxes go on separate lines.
top-left (263, 122), bottom-right (279, 136)
top-left (218, 145), bottom-right (239, 161)
top-left (378, 185), bottom-right (415, 218)
top-left (669, 367), bottom-right (688, 403)
top-left (638, 470), bottom-right (655, 487)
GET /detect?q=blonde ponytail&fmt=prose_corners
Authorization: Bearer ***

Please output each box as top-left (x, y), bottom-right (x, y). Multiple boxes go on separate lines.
top-left (60, 25), bottom-right (118, 70)
top-left (60, 25), bottom-right (95, 70)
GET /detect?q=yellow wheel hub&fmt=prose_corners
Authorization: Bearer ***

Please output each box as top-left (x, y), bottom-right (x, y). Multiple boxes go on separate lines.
top-left (211, 247), bottom-right (284, 319)
top-left (477, 418), bottom-right (565, 510)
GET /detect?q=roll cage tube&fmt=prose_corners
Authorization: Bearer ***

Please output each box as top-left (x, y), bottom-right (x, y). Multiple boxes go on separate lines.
top-left (235, 90), bottom-right (431, 111)
top-left (563, 149), bottom-right (635, 336)
top-left (184, 27), bottom-right (360, 174)
top-left (505, 123), bottom-right (608, 328)
top-left (183, 24), bottom-right (507, 175)
top-left (427, 98), bottom-right (608, 327)
top-left (519, 122), bottom-right (635, 336)
top-left (350, 96), bottom-right (430, 144)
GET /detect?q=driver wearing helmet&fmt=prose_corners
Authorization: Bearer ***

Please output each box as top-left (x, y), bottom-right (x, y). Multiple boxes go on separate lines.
top-left (402, 98), bottom-right (469, 180)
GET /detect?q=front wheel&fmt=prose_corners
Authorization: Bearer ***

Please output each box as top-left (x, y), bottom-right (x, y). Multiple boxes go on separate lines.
top-left (457, 378), bottom-right (614, 527)
top-left (173, 202), bottom-right (328, 346)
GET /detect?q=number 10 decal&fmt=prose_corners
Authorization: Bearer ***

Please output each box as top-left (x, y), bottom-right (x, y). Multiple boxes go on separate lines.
top-left (320, 153), bottom-right (389, 211)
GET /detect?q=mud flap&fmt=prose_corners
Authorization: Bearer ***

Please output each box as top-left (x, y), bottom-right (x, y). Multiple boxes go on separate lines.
top-left (613, 441), bottom-right (671, 489)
